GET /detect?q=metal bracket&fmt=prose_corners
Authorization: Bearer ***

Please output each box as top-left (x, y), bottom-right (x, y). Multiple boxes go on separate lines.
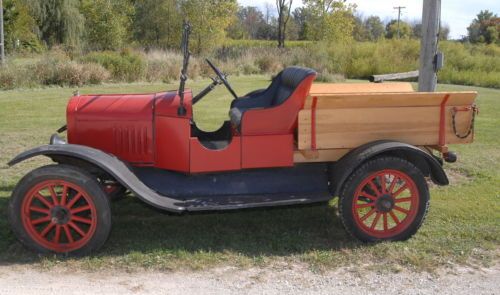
top-left (434, 51), bottom-right (444, 71)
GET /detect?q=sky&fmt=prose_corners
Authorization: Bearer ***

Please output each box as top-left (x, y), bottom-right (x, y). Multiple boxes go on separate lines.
top-left (238, 0), bottom-right (500, 39)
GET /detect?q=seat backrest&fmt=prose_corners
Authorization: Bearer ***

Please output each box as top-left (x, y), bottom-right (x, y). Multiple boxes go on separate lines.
top-left (272, 67), bottom-right (317, 106)
top-left (239, 66), bottom-right (317, 136)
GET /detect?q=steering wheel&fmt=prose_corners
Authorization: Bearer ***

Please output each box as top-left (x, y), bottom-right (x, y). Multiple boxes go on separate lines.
top-left (206, 59), bottom-right (238, 99)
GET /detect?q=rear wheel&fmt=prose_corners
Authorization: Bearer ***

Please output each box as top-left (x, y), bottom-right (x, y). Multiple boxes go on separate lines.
top-left (339, 157), bottom-right (429, 242)
top-left (8, 165), bottom-right (111, 255)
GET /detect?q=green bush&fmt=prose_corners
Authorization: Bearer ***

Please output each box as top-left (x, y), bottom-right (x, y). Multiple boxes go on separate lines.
top-left (31, 49), bottom-right (110, 86)
top-left (82, 63), bottom-right (111, 84)
top-left (0, 65), bottom-right (36, 89)
top-left (80, 50), bottom-right (146, 82)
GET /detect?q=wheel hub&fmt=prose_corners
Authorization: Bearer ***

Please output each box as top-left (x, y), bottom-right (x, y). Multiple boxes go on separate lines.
top-left (375, 195), bottom-right (395, 213)
top-left (50, 206), bottom-right (71, 225)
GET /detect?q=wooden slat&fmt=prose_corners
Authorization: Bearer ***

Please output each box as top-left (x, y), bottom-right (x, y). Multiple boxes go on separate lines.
top-left (298, 105), bottom-right (475, 150)
top-left (294, 146), bottom-right (436, 163)
top-left (294, 149), bottom-right (350, 163)
top-left (303, 92), bottom-right (477, 109)
top-left (310, 83), bottom-right (414, 94)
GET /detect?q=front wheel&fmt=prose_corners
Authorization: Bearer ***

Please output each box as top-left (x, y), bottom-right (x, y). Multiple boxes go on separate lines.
top-left (339, 157), bottom-right (430, 242)
top-left (8, 165), bottom-right (112, 256)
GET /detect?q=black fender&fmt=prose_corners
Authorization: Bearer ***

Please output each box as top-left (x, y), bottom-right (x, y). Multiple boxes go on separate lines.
top-left (8, 144), bottom-right (185, 213)
top-left (330, 140), bottom-right (449, 196)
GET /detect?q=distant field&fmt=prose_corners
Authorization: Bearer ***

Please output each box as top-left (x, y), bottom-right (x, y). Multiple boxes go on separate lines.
top-left (0, 76), bottom-right (498, 272)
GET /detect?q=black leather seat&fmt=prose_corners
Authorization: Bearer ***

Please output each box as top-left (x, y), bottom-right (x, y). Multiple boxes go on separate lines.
top-left (229, 66), bottom-right (316, 130)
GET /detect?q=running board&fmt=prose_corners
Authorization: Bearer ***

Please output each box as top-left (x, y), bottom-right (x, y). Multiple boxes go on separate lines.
top-left (181, 192), bottom-right (332, 211)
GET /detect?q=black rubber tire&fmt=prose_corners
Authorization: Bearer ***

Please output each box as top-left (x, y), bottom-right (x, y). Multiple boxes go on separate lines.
top-left (338, 156), bottom-right (430, 243)
top-left (8, 164), bottom-right (112, 256)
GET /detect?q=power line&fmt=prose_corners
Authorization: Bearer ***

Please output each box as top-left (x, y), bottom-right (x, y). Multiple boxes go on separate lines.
top-left (393, 6), bottom-right (406, 38)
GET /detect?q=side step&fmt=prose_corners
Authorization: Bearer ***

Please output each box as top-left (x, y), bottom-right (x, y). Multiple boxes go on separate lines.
top-left (182, 192), bottom-right (332, 211)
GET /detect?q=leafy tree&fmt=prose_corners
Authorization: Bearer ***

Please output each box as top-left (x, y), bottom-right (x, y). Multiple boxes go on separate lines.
top-left (412, 22), bottom-right (450, 40)
top-left (285, 14), bottom-right (300, 40)
top-left (440, 25), bottom-right (451, 41)
top-left (256, 19), bottom-right (277, 40)
top-left (302, 0), bottom-right (356, 43)
top-left (241, 6), bottom-right (267, 39)
top-left (292, 7), bottom-right (312, 40)
top-left (133, 0), bottom-right (182, 49)
top-left (3, 0), bottom-right (42, 52)
top-left (364, 16), bottom-right (384, 41)
top-left (227, 6), bottom-right (269, 40)
top-left (467, 10), bottom-right (499, 44)
top-left (181, 0), bottom-right (237, 54)
top-left (385, 19), bottom-right (412, 39)
top-left (226, 15), bottom-right (246, 39)
top-left (352, 15), bottom-right (385, 41)
top-left (485, 25), bottom-right (498, 44)
top-left (352, 15), bottom-right (367, 41)
top-left (80, 0), bottom-right (134, 50)
top-left (21, 0), bottom-right (84, 48)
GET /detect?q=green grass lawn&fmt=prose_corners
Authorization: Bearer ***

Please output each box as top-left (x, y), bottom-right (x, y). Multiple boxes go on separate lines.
top-left (0, 76), bottom-right (498, 272)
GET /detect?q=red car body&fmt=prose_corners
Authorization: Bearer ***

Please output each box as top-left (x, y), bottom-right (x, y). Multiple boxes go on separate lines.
top-left (66, 75), bottom-right (316, 174)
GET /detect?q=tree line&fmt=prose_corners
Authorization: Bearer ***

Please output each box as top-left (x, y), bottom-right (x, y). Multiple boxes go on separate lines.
top-left (3, 0), bottom-right (499, 54)
top-left (4, 0), bottom-right (238, 53)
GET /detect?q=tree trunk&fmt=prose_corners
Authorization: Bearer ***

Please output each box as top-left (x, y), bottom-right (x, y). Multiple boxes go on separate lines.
top-left (276, 0), bottom-right (292, 48)
top-left (277, 11), bottom-right (284, 48)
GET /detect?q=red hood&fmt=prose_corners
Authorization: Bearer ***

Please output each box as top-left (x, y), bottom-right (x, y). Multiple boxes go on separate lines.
top-left (67, 90), bottom-right (193, 120)
top-left (65, 90), bottom-right (193, 164)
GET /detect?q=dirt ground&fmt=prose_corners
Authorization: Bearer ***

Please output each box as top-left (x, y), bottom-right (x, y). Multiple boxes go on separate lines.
top-left (0, 263), bottom-right (498, 295)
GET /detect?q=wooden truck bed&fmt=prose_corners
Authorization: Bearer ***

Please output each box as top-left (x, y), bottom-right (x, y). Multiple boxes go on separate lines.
top-left (295, 83), bottom-right (478, 163)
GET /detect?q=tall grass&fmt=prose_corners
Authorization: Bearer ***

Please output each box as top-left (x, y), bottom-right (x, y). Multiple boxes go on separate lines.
top-left (0, 49), bottom-right (110, 89)
top-left (439, 42), bottom-right (500, 88)
top-left (0, 40), bottom-right (498, 90)
top-left (223, 39), bottom-right (500, 88)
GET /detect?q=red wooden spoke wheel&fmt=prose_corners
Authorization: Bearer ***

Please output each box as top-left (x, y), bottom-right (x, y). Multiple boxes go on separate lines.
top-left (352, 170), bottom-right (419, 239)
top-left (21, 180), bottom-right (98, 253)
top-left (339, 157), bottom-right (429, 242)
top-left (9, 165), bottom-right (111, 255)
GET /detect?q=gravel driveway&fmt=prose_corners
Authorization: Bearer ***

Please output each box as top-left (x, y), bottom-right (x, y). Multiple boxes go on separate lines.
top-left (0, 263), bottom-right (498, 295)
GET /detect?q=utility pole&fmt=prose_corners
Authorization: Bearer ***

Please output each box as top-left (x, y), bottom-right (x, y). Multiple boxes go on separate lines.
top-left (0, 0), bottom-right (4, 65)
top-left (418, 0), bottom-right (442, 92)
top-left (393, 6), bottom-right (406, 38)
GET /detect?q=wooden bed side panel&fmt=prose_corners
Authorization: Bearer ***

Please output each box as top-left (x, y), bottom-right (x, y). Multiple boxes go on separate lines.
top-left (293, 149), bottom-right (351, 163)
top-left (303, 92), bottom-right (477, 109)
top-left (298, 105), bottom-right (475, 150)
top-left (309, 83), bottom-right (415, 94)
